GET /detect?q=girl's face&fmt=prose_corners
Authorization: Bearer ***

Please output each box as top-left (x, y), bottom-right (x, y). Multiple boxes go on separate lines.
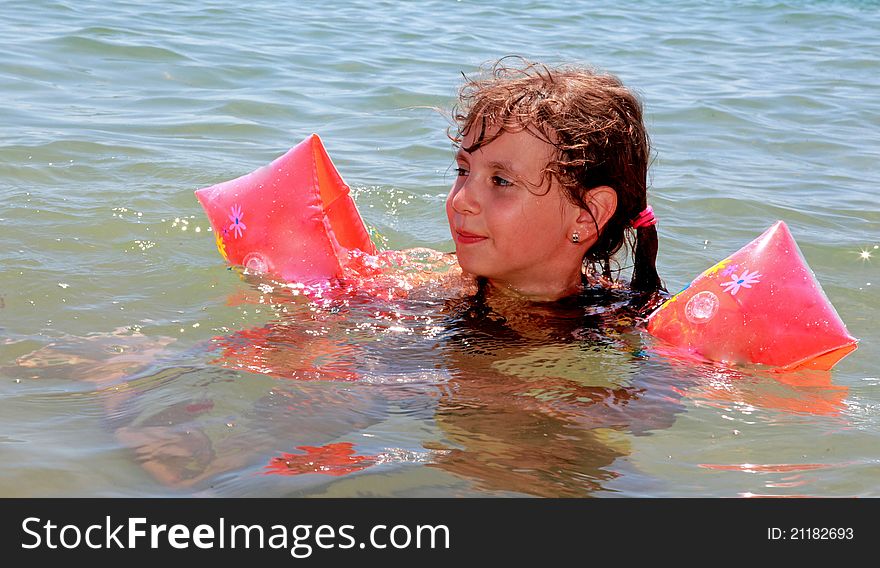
top-left (446, 126), bottom-right (587, 298)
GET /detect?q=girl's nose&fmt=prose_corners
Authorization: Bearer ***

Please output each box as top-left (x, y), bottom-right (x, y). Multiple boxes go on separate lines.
top-left (451, 179), bottom-right (479, 215)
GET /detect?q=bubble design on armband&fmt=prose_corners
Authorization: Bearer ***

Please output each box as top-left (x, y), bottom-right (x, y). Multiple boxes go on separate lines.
top-left (243, 252), bottom-right (269, 275)
top-left (685, 290), bottom-right (719, 324)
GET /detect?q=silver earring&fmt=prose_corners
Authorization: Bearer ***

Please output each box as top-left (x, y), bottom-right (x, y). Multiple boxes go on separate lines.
top-left (571, 231), bottom-right (580, 244)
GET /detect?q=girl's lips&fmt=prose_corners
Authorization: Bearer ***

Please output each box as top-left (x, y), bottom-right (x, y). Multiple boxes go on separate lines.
top-left (455, 230), bottom-right (488, 244)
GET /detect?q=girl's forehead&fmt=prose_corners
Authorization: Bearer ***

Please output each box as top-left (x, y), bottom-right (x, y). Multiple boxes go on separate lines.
top-left (461, 127), bottom-right (555, 164)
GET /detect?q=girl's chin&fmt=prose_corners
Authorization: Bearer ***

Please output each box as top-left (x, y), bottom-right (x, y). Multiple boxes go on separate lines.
top-left (453, 255), bottom-right (483, 278)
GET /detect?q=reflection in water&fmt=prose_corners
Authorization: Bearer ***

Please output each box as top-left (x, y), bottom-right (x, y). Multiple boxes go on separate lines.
top-left (6, 265), bottom-right (852, 496)
top-left (202, 277), bottom-right (685, 496)
top-left (424, 285), bottom-right (683, 496)
top-left (107, 368), bottom-right (384, 489)
top-left (264, 443), bottom-right (378, 477)
top-left (657, 348), bottom-right (850, 417)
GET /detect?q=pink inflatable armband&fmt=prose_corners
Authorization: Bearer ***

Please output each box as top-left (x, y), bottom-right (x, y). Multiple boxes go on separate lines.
top-left (195, 134), bottom-right (376, 283)
top-left (647, 221), bottom-right (858, 371)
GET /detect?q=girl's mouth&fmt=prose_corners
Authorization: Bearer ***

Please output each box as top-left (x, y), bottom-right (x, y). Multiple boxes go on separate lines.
top-left (455, 229), bottom-right (488, 244)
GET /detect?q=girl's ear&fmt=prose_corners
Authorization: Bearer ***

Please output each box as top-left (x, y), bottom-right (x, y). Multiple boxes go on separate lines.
top-left (576, 186), bottom-right (617, 234)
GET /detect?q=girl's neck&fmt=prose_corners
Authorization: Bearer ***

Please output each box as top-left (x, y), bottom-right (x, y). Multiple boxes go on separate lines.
top-left (484, 274), bottom-right (584, 303)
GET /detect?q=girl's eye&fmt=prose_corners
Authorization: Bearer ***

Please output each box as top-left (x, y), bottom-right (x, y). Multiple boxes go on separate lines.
top-left (492, 175), bottom-right (513, 187)
top-left (454, 167), bottom-right (469, 177)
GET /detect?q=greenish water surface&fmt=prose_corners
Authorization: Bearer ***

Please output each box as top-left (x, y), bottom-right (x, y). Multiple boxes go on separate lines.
top-left (0, 0), bottom-right (878, 497)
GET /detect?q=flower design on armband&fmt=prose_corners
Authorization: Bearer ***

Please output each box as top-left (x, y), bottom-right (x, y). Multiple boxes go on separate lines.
top-left (720, 268), bottom-right (761, 296)
top-left (228, 204), bottom-right (246, 239)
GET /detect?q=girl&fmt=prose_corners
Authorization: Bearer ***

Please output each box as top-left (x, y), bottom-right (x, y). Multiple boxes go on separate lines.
top-left (68, 60), bottom-right (670, 491)
top-left (446, 58), bottom-right (665, 306)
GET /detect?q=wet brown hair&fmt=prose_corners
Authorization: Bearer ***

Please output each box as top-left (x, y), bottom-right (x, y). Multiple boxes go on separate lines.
top-left (451, 57), bottom-right (663, 293)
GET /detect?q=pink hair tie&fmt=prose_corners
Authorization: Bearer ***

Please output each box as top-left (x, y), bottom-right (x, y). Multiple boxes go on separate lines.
top-left (631, 206), bottom-right (657, 229)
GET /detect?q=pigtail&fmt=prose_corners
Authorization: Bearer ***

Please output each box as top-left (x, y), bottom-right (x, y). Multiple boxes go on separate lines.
top-left (630, 223), bottom-right (664, 293)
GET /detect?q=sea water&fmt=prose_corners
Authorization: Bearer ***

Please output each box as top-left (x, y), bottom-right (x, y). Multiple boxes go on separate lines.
top-left (0, 0), bottom-right (878, 497)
